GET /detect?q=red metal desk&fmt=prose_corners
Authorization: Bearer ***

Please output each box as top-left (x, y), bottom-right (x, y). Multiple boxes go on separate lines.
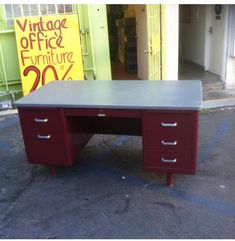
top-left (16, 80), bottom-right (202, 185)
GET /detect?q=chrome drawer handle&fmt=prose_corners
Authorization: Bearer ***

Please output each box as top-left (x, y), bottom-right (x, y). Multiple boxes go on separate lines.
top-left (161, 158), bottom-right (177, 163)
top-left (161, 122), bottom-right (177, 127)
top-left (97, 113), bottom-right (106, 117)
top-left (37, 134), bottom-right (51, 140)
top-left (34, 118), bottom-right (48, 123)
top-left (161, 140), bottom-right (177, 146)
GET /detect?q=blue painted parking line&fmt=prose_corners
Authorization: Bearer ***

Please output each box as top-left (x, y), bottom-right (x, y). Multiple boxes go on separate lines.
top-left (3, 111), bottom-right (234, 218)
top-left (199, 117), bottom-right (232, 165)
top-left (0, 140), bottom-right (13, 151)
top-left (79, 120), bottom-right (235, 218)
top-left (0, 115), bottom-right (19, 130)
top-left (169, 188), bottom-right (235, 217)
top-left (110, 135), bottom-right (130, 147)
top-left (79, 159), bottom-right (235, 218)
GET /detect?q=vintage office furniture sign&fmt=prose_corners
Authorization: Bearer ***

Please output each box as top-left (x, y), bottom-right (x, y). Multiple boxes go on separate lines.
top-left (14, 14), bottom-right (84, 96)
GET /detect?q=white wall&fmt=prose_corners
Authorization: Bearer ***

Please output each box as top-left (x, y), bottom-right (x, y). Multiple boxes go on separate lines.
top-left (226, 5), bottom-right (235, 88)
top-left (165, 4), bottom-right (179, 80)
top-left (205, 5), bottom-right (229, 80)
top-left (204, 5), bottom-right (212, 71)
top-left (180, 5), bottom-right (206, 67)
top-left (226, 58), bottom-right (235, 88)
top-left (220, 5), bottom-right (229, 82)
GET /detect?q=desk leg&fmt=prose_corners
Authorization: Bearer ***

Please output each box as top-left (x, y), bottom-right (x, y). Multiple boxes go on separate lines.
top-left (50, 166), bottom-right (57, 177)
top-left (166, 173), bottom-right (173, 186)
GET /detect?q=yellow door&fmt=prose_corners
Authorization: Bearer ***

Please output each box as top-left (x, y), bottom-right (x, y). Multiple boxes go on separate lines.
top-left (146, 5), bottom-right (162, 80)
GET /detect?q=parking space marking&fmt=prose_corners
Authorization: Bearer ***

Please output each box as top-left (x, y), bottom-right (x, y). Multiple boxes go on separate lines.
top-left (79, 160), bottom-right (235, 218)
top-left (198, 116), bottom-right (232, 165)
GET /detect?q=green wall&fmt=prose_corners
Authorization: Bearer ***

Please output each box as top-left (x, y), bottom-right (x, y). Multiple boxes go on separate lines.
top-left (88, 5), bottom-right (112, 80)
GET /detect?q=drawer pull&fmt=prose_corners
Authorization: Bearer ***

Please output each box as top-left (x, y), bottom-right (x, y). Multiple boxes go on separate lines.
top-left (97, 113), bottom-right (106, 117)
top-left (37, 134), bottom-right (51, 140)
top-left (161, 122), bottom-right (177, 127)
top-left (161, 140), bottom-right (177, 146)
top-left (34, 118), bottom-right (48, 123)
top-left (161, 158), bottom-right (177, 163)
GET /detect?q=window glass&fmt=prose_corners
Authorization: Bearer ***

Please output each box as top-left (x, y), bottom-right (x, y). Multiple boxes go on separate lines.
top-left (30, 4), bottom-right (39, 16)
top-left (22, 5), bottom-right (30, 16)
top-left (5, 4), bottom-right (13, 19)
top-left (2, 4), bottom-right (73, 28)
top-left (4, 5), bottom-right (13, 26)
top-left (57, 4), bottom-right (65, 14)
top-left (40, 4), bottom-right (47, 15)
top-left (65, 4), bottom-right (73, 13)
top-left (47, 4), bottom-right (56, 14)
top-left (13, 4), bottom-right (22, 17)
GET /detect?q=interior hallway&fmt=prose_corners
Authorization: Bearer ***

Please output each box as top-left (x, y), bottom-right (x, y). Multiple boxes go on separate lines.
top-left (178, 61), bottom-right (235, 101)
top-left (179, 61), bottom-right (225, 90)
top-left (111, 59), bottom-right (230, 101)
top-left (111, 60), bottom-right (139, 80)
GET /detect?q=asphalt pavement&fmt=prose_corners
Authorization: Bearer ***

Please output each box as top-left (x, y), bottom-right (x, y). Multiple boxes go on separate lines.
top-left (0, 107), bottom-right (235, 238)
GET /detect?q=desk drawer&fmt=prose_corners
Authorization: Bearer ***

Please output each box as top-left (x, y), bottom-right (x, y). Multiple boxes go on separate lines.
top-left (143, 111), bottom-right (194, 132)
top-left (64, 108), bottom-right (141, 118)
top-left (18, 109), bottom-right (63, 131)
top-left (144, 149), bottom-right (196, 174)
top-left (18, 108), bottom-right (70, 165)
top-left (144, 130), bottom-right (193, 150)
top-left (23, 131), bottom-right (68, 165)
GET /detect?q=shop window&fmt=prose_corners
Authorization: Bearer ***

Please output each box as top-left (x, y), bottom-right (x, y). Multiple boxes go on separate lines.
top-left (3, 4), bottom-right (73, 27)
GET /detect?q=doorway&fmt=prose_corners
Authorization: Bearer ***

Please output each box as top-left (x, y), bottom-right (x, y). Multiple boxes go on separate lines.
top-left (178, 5), bottom-right (228, 89)
top-left (205, 5), bottom-right (228, 79)
top-left (106, 5), bottom-right (138, 80)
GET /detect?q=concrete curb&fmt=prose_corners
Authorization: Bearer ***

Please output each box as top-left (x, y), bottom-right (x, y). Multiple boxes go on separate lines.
top-left (202, 97), bottom-right (235, 110)
top-left (0, 109), bottom-right (18, 116)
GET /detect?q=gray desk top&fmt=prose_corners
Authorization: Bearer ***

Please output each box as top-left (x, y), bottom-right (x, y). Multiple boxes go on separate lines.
top-left (15, 80), bottom-right (202, 110)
